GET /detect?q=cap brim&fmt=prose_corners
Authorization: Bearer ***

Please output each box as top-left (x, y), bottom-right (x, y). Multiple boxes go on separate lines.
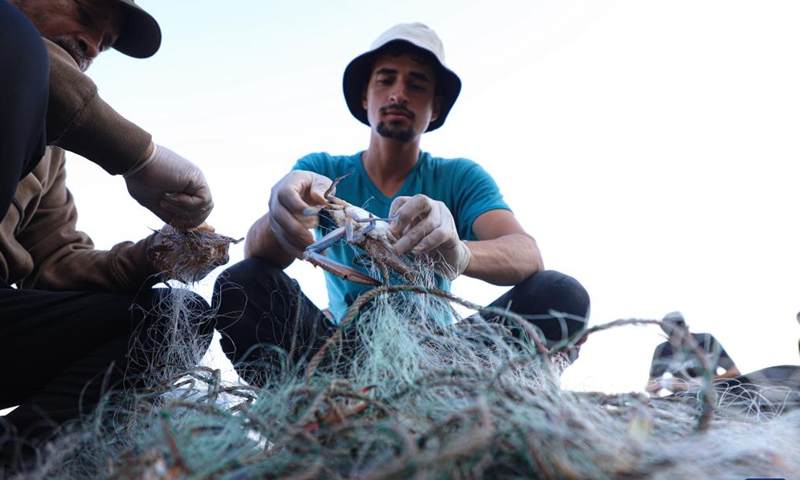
top-left (112, 1), bottom-right (162, 58)
top-left (343, 41), bottom-right (461, 132)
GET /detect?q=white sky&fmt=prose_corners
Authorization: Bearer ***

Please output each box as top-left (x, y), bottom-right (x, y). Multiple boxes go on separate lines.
top-left (64, 0), bottom-right (800, 394)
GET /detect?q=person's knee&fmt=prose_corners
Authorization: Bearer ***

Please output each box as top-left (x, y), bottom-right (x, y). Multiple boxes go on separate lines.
top-left (515, 270), bottom-right (590, 354)
top-left (523, 270), bottom-right (590, 321)
top-left (216, 257), bottom-right (262, 286)
top-left (214, 257), bottom-right (287, 294)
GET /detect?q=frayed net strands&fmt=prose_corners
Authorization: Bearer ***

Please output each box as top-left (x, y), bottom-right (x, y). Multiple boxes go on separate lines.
top-left (9, 257), bottom-right (800, 480)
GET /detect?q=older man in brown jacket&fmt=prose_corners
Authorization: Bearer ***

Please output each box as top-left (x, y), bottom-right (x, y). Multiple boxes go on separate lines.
top-left (1, 0), bottom-right (216, 470)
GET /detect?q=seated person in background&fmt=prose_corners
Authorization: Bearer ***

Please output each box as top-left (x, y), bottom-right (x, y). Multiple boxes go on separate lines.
top-left (212, 22), bottom-right (591, 387)
top-left (646, 311), bottom-right (741, 395)
top-left (666, 310), bottom-right (800, 413)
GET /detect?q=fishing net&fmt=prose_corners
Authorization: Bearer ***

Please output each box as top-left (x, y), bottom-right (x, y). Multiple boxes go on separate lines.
top-left (7, 278), bottom-right (799, 480)
top-left (5, 236), bottom-right (800, 479)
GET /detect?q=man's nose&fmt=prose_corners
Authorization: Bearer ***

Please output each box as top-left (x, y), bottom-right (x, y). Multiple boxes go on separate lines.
top-left (389, 85), bottom-right (409, 105)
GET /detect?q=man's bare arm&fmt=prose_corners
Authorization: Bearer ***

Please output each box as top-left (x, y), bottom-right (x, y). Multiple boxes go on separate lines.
top-left (465, 209), bottom-right (544, 285)
top-left (244, 212), bottom-right (297, 268)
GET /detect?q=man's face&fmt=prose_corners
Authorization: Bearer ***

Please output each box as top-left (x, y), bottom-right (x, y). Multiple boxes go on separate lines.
top-left (662, 319), bottom-right (687, 338)
top-left (362, 51), bottom-right (442, 142)
top-left (16, 0), bottom-right (124, 71)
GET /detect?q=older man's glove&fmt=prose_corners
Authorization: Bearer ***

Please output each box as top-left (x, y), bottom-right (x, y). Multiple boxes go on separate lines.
top-left (124, 144), bottom-right (213, 229)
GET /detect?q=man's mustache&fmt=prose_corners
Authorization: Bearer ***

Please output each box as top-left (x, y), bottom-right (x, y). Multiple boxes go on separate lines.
top-left (52, 36), bottom-right (91, 72)
top-left (380, 104), bottom-right (415, 119)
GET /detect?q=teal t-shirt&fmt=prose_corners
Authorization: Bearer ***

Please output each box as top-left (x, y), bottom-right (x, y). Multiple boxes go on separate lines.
top-left (294, 151), bottom-right (510, 323)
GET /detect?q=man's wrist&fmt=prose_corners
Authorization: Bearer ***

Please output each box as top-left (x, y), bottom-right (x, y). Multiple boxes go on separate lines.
top-left (123, 144), bottom-right (158, 179)
top-left (435, 240), bottom-right (471, 280)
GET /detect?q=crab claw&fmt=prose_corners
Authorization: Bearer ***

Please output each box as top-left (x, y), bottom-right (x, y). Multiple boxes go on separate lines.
top-left (304, 385), bottom-right (376, 432)
top-left (303, 251), bottom-right (382, 286)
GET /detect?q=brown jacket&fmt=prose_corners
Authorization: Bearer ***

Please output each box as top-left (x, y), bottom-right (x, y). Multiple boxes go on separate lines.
top-left (0, 39), bottom-right (160, 292)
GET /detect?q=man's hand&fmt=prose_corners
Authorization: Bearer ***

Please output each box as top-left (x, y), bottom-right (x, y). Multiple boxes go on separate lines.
top-left (124, 144), bottom-right (213, 229)
top-left (389, 195), bottom-right (471, 280)
top-left (265, 170), bottom-right (334, 259)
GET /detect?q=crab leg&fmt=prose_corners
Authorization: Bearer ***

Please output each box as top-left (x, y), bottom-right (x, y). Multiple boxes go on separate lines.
top-left (299, 172), bottom-right (411, 286)
top-left (308, 225), bottom-right (348, 252)
top-left (303, 251), bottom-right (382, 286)
top-left (303, 226), bottom-right (383, 286)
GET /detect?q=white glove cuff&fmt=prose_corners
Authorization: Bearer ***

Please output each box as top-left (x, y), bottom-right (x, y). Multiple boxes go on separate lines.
top-left (436, 240), bottom-right (472, 281)
top-left (123, 144), bottom-right (159, 179)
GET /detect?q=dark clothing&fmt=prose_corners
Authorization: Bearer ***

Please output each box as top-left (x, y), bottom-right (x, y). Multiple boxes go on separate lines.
top-left (0, 288), bottom-right (213, 463)
top-left (0, 3), bottom-right (49, 220)
top-left (213, 257), bottom-right (590, 387)
top-left (649, 332), bottom-right (736, 380)
top-left (1, 40), bottom-right (157, 291)
top-left (0, 6), bottom-right (190, 472)
top-left (212, 258), bottom-right (337, 386)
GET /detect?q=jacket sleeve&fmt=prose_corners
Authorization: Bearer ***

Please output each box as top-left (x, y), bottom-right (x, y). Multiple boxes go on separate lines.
top-left (17, 148), bottom-right (160, 292)
top-left (43, 38), bottom-right (152, 176)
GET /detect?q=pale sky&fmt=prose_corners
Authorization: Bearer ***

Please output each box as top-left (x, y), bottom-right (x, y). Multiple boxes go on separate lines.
top-left (63, 0), bottom-right (800, 394)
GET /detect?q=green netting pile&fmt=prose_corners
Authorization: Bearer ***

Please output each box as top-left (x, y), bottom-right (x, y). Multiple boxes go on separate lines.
top-left (10, 284), bottom-right (800, 480)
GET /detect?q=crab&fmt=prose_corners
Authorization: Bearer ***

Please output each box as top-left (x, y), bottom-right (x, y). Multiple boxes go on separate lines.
top-left (303, 385), bottom-right (376, 432)
top-left (303, 174), bottom-right (414, 286)
top-left (147, 225), bottom-right (243, 284)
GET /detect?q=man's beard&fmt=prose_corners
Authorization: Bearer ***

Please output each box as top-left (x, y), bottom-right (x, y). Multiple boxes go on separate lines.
top-left (376, 121), bottom-right (416, 142)
top-left (51, 36), bottom-right (92, 72)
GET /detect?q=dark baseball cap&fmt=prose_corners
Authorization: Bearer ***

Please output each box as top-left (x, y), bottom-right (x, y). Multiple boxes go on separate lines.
top-left (112, 0), bottom-right (161, 58)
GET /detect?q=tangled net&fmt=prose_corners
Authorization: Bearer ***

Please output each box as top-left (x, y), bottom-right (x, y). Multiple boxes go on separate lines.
top-left (8, 263), bottom-right (800, 479)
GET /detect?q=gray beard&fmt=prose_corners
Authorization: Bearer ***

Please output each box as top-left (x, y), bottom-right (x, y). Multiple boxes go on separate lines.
top-left (376, 121), bottom-right (415, 142)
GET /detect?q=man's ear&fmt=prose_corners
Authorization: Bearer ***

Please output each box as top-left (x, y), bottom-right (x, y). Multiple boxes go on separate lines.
top-left (361, 87), bottom-right (368, 110)
top-left (431, 95), bottom-right (442, 122)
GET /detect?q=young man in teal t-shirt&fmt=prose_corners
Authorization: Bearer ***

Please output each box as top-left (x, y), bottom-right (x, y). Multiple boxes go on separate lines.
top-left (213, 23), bottom-right (590, 387)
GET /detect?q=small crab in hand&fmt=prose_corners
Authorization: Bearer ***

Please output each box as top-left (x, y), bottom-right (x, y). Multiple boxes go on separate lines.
top-left (302, 174), bottom-right (414, 286)
top-left (147, 224), bottom-right (243, 284)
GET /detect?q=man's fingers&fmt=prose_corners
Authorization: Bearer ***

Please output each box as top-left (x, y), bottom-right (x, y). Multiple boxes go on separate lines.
top-left (394, 215), bottom-right (439, 254)
top-left (160, 191), bottom-right (213, 211)
top-left (389, 196), bottom-right (424, 237)
top-left (394, 201), bottom-right (456, 255)
top-left (271, 205), bottom-right (316, 255)
top-left (388, 196), bottom-right (410, 218)
top-left (309, 174), bottom-right (334, 203)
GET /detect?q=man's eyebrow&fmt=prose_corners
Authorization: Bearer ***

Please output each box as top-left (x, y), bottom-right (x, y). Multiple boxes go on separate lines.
top-left (374, 67), bottom-right (432, 83)
top-left (409, 71), bottom-right (432, 83)
top-left (374, 67), bottom-right (398, 76)
top-left (375, 67), bottom-right (431, 83)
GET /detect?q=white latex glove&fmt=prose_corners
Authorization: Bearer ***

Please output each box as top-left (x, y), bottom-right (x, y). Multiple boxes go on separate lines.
top-left (266, 171), bottom-right (333, 258)
top-left (389, 195), bottom-right (472, 280)
top-left (124, 144), bottom-right (213, 229)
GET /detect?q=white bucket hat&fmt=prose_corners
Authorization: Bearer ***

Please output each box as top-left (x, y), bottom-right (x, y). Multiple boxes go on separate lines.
top-left (342, 22), bottom-right (462, 132)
